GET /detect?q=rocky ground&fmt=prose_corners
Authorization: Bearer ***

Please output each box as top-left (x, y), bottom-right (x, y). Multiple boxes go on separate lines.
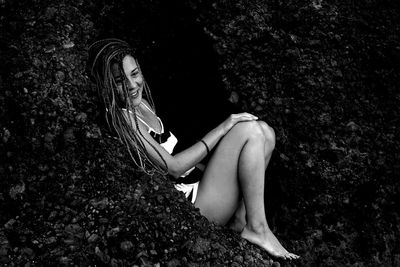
top-left (1, 0), bottom-right (400, 266)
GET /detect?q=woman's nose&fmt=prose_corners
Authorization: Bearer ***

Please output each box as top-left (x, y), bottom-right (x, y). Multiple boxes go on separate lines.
top-left (126, 79), bottom-right (137, 89)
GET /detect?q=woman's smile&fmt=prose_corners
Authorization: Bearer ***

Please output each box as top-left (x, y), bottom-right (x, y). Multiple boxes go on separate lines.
top-left (130, 89), bottom-right (140, 98)
top-left (122, 55), bottom-right (144, 106)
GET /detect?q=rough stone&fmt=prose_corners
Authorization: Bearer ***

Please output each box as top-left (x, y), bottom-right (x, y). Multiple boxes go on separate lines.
top-left (120, 241), bottom-right (134, 252)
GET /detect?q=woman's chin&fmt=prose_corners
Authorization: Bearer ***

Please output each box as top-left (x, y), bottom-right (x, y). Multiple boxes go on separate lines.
top-left (131, 95), bottom-right (142, 107)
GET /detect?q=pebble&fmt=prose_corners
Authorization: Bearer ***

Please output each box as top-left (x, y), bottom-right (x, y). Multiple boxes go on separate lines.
top-left (2, 128), bottom-right (10, 143)
top-left (59, 257), bottom-right (71, 265)
top-left (190, 237), bottom-right (210, 255)
top-left (106, 227), bottom-right (120, 238)
top-left (211, 242), bottom-right (226, 254)
top-left (14, 72), bottom-right (23, 79)
top-left (4, 219), bottom-right (16, 229)
top-left (110, 258), bottom-right (119, 267)
top-left (346, 121), bottom-right (360, 131)
top-left (32, 57), bottom-right (41, 68)
top-left (43, 132), bottom-right (54, 151)
top-left (22, 247), bottom-right (34, 257)
top-left (88, 233), bottom-right (99, 243)
top-left (65, 224), bottom-right (82, 234)
top-left (44, 45), bottom-right (56, 53)
top-left (244, 253), bottom-right (254, 263)
top-left (167, 258), bottom-right (181, 267)
top-left (9, 182), bottom-right (25, 200)
top-left (48, 211), bottom-right (57, 221)
top-left (45, 236), bottom-right (56, 244)
top-left (99, 217), bottom-right (109, 224)
top-left (156, 195), bottom-right (164, 203)
top-left (44, 7), bottom-right (57, 20)
top-left (233, 255), bottom-right (243, 263)
top-left (95, 246), bottom-right (104, 259)
top-left (90, 198), bottom-right (109, 210)
top-left (75, 112), bottom-right (87, 123)
top-left (120, 241), bottom-right (134, 252)
top-left (228, 91), bottom-right (239, 104)
top-left (63, 239), bottom-right (75, 245)
top-left (54, 70), bottom-right (65, 83)
top-left (209, 233), bottom-right (218, 240)
top-left (63, 42), bottom-right (75, 49)
top-left (0, 247), bottom-right (8, 256)
top-left (63, 128), bottom-right (76, 144)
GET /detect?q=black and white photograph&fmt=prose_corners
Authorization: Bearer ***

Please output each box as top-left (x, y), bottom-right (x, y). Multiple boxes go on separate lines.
top-left (1, 0), bottom-right (399, 266)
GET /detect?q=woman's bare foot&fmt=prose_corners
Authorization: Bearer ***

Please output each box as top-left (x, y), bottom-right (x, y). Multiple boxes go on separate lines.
top-left (241, 224), bottom-right (299, 260)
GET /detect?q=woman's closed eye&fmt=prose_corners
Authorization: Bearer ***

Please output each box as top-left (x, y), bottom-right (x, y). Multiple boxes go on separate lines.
top-left (130, 69), bottom-right (139, 77)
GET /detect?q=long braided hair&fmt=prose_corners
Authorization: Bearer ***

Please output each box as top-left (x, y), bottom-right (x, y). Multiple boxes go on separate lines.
top-left (87, 38), bottom-right (168, 175)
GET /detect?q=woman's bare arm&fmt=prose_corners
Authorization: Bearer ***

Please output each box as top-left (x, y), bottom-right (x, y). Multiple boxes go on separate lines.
top-left (125, 110), bottom-right (258, 178)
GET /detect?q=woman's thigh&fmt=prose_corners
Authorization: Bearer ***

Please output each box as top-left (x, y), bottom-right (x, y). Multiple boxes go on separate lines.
top-left (194, 121), bottom-right (264, 225)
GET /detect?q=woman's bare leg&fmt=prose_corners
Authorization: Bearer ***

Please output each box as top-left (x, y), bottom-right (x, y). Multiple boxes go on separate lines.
top-left (194, 121), bottom-right (298, 260)
top-left (228, 121), bottom-right (275, 232)
top-left (227, 199), bottom-right (246, 232)
top-left (194, 122), bottom-right (255, 224)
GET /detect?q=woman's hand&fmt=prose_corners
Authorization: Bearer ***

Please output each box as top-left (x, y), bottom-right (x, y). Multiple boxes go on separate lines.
top-left (221, 113), bottom-right (258, 135)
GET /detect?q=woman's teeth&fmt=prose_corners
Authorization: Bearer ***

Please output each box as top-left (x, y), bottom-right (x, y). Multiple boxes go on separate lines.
top-left (130, 90), bottom-right (139, 97)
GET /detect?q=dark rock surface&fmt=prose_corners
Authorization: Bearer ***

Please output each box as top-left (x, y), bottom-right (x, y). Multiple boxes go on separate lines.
top-left (1, 0), bottom-right (400, 266)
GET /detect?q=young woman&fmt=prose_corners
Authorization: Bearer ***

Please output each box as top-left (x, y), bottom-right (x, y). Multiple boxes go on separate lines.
top-left (87, 38), bottom-right (299, 260)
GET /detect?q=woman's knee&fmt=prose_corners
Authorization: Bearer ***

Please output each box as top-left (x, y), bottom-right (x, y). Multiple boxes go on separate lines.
top-left (231, 121), bottom-right (265, 141)
top-left (257, 121), bottom-right (276, 149)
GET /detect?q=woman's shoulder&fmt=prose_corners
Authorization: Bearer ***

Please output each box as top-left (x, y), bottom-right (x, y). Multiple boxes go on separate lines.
top-left (141, 99), bottom-right (155, 113)
top-left (141, 98), bottom-right (150, 107)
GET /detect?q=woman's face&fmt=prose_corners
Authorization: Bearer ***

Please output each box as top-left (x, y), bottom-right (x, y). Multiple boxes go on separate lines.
top-left (113, 55), bottom-right (144, 107)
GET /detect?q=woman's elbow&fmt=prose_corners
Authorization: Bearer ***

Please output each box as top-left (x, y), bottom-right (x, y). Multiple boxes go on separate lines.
top-left (169, 170), bottom-right (181, 179)
top-left (168, 164), bottom-right (183, 179)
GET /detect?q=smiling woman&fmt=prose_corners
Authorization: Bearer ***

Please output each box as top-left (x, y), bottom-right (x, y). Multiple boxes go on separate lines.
top-left (114, 56), bottom-right (143, 105)
top-left (87, 39), bottom-right (168, 174)
top-left (87, 38), bottom-right (299, 261)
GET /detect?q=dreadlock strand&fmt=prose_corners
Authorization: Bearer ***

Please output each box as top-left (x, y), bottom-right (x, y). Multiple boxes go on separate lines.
top-left (131, 108), bottom-right (168, 174)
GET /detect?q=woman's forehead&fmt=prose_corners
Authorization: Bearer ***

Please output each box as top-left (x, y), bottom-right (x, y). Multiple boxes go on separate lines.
top-left (122, 55), bottom-right (138, 72)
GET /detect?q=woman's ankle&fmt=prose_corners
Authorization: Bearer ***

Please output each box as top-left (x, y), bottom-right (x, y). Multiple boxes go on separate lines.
top-left (245, 221), bottom-right (270, 234)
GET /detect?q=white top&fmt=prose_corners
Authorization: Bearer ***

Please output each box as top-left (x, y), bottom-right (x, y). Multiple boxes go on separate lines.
top-left (126, 102), bottom-right (199, 203)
